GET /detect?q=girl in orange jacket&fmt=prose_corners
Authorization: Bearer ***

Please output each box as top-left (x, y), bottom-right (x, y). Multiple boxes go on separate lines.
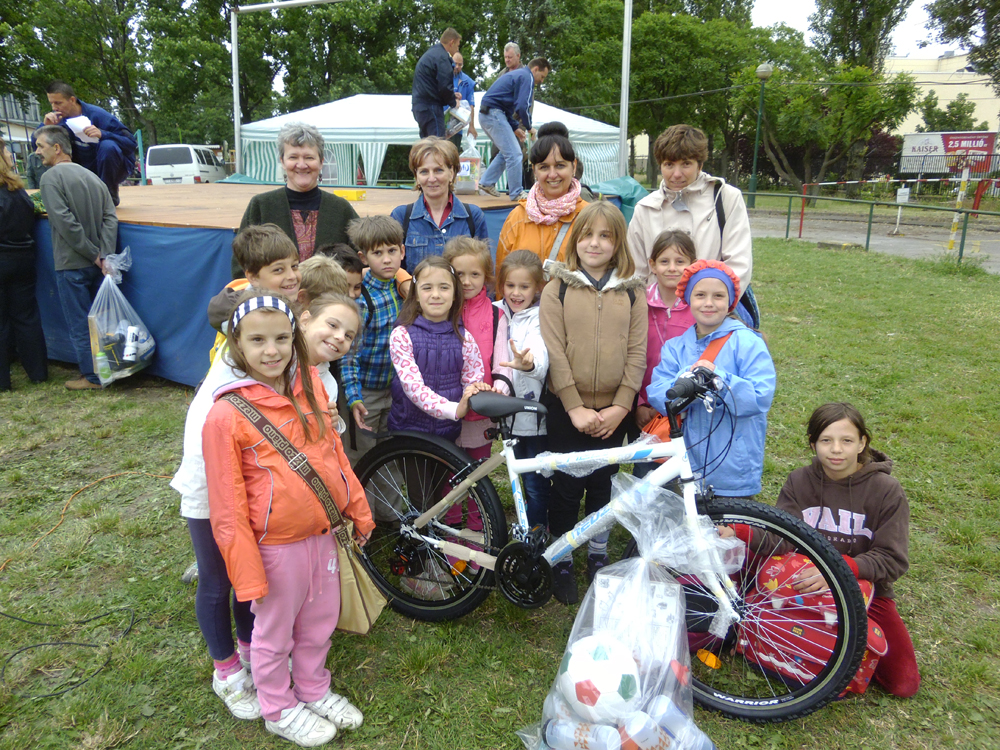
top-left (203, 292), bottom-right (374, 746)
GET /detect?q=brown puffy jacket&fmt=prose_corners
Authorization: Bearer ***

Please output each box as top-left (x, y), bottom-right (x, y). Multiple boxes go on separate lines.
top-left (539, 262), bottom-right (647, 412)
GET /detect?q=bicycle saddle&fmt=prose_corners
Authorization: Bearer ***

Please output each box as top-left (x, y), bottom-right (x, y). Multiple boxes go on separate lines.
top-left (469, 392), bottom-right (548, 419)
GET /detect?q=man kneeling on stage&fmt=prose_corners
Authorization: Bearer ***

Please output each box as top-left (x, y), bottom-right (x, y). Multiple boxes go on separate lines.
top-left (38, 80), bottom-right (137, 207)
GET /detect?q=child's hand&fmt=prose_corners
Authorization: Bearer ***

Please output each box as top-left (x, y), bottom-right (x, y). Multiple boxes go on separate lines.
top-left (692, 359), bottom-right (716, 372)
top-left (635, 404), bottom-right (659, 429)
top-left (351, 402), bottom-right (372, 431)
top-left (792, 565), bottom-right (830, 594)
top-left (456, 382), bottom-right (491, 418)
top-left (716, 525), bottom-right (736, 539)
top-left (568, 406), bottom-right (603, 435)
top-left (354, 529), bottom-right (370, 547)
top-left (498, 340), bottom-right (535, 372)
top-left (594, 405), bottom-right (628, 439)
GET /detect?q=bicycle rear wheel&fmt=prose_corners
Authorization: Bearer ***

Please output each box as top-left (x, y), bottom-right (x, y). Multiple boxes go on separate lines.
top-left (354, 435), bottom-right (507, 622)
top-left (625, 497), bottom-right (867, 722)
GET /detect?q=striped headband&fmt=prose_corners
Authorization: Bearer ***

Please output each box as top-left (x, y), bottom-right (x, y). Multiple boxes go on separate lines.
top-left (231, 296), bottom-right (296, 331)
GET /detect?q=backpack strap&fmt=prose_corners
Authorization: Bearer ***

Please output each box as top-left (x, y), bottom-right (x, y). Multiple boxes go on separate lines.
top-left (713, 181), bottom-right (726, 254)
top-left (401, 201), bottom-right (414, 238)
top-left (466, 211), bottom-right (475, 236)
top-left (359, 284), bottom-right (375, 329)
top-left (491, 304), bottom-right (500, 371)
top-left (548, 220), bottom-right (573, 262)
top-left (698, 331), bottom-right (733, 365)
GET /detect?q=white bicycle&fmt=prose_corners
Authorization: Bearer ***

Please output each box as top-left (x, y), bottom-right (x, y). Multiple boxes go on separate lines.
top-left (355, 369), bottom-right (867, 722)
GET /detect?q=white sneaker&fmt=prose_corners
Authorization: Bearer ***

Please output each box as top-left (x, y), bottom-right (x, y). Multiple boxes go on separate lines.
top-left (212, 667), bottom-right (261, 720)
top-left (305, 690), bottom-right (364, 730)
top-left (265, 702), bottom-right (338, 746)
top-left (399, 557), bottom-right (454, 600)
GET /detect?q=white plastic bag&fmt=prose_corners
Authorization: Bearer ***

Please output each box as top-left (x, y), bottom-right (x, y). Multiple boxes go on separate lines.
top-left (517, 476), bottom-right (730, 750)
top-left (445, 100), bottom-right (472, 138)
top-left (87, 247), bottom-right (156, 386)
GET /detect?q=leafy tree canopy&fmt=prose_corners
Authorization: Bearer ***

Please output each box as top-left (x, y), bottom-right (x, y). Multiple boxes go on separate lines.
top-left (915, 90), bottom-right (990, 132)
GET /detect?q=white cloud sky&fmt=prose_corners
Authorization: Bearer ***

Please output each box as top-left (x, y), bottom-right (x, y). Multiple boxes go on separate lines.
top-left (751, 0), bottom-right (966, 58)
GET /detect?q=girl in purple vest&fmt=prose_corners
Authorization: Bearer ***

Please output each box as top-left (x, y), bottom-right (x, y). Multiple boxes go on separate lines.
top-left (388, 255), bottom-right (491, 440)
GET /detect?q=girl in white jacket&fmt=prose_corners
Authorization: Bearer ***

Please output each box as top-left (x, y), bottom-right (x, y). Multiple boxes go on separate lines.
top-left (493, 250), bottom-right (550, 528)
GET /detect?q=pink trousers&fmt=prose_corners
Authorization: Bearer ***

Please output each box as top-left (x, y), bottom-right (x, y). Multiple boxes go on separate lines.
top-left (250, 533), bottom-right (341, 721)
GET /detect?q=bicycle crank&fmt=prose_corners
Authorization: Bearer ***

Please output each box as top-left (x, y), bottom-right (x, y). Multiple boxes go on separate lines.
top-left (495, 537), bottom-right (552, 608)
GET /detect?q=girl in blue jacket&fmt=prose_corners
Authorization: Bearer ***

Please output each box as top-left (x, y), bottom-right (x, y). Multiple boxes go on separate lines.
top-left (648, 260), bottom-right (775, 498)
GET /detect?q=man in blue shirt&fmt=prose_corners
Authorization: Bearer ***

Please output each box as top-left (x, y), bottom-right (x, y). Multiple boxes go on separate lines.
top-left (477, 57), bottom-right (550, 201)
top-left (38, 81), bottom-right (136, 207)
top-left (446, 52), bottom-right (478, 150)
top-left (412, 28), bottom-right (463, 138)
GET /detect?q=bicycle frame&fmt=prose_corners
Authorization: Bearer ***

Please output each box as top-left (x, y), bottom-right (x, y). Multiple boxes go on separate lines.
top-left (407, 432), bottom-right (740, 625)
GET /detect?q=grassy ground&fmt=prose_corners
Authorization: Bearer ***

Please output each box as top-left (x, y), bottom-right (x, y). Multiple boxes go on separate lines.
top-left (2, 238), bottom-right (999, 749)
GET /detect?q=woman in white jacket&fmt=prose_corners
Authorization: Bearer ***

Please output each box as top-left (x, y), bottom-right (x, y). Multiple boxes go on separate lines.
top-left (627, 124), bottom-right (757, 327)
top-left (493, 250), bottom-right (550, 528)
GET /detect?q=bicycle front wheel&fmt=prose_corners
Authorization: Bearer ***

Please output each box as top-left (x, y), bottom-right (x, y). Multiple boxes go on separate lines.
top-left (682, 498), bottom-right (868, 722)
top-left (354, 435), bottom-right (507, 622)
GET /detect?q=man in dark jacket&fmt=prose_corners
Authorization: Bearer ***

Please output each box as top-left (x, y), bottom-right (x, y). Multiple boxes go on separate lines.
top-left (37, 80), bottom-right (136, 207)
top-left (411, 28), bottom-right (462, 138)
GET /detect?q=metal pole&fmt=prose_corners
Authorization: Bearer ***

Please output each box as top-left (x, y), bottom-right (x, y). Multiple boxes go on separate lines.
top-left (231, 10), bottom-right (241, 175)
top-left (865, 202), bottom-right (874, 251)
top-left (947, 163), bottom-right (971, 251)
top-left (785, 195), bottom-right (792, 239)
top-left (617, 0), bottom-right (633, 177)
top-left (958, 211), bottom-right (970, 262)
top-left (747, 77), bottom-right (767, 209)
top-left (136, 129), bottom-right (146, 185)
top-left (799, 183), bottom-right (807, 238)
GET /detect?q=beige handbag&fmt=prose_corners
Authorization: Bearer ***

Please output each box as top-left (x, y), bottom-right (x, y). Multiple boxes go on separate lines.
top-left (222, 394), bottom-right (387, 634)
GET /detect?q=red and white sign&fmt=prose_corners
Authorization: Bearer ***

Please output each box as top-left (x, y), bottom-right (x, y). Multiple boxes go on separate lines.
top-left (901, 131), bottom-right (997, 173)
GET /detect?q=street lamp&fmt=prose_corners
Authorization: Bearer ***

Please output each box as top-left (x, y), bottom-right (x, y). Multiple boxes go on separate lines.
top-left (746, 62), bottom-right (773, 209)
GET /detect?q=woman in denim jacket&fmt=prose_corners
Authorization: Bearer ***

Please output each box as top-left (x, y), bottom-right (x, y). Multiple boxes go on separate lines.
top-left (390, 138), bottom-right (489, 270)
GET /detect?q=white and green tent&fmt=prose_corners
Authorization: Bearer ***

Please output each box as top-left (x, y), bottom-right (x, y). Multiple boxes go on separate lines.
top-left (239, 94), bottom-right (620, 187)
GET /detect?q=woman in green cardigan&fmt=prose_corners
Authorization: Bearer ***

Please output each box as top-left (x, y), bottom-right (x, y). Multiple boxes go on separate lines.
top-left (234, 122), bottom-right (358, 278)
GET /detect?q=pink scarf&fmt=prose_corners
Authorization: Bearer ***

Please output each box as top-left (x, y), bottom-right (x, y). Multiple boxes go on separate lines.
top-left (525, 179), bottom-right (582, 225)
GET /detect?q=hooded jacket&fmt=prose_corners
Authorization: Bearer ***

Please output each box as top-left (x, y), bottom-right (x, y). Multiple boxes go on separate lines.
top-left (776, 450), bottom-right (909, 599)
top-left (641, 282), bottom-right (694, 406)
top-left (539, 262), bottom-right (647, 412)
top-left (648, 317), bottom-right (775, 497)
top-left (494, 300), bottom-right (548, 436)
top-left (627, 172), bottom-right (751, 292)
top-left (203, 371), bottom-right (375, 602)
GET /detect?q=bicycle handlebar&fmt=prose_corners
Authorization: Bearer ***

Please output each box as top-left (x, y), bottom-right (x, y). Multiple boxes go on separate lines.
top-left (665, 367), bottom-right (719, 415)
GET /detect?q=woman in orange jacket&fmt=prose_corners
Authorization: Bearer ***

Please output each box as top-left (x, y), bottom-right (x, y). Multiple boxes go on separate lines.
top-left (203, 292), bottom-right (374, 746)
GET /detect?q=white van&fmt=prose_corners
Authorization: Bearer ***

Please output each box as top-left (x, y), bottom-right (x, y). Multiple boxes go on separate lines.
top-left (146, 145), bottom-right (227, 185)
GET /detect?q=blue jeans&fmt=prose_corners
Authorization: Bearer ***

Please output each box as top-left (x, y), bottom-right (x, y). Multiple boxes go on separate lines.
top-left (514, 435), bottom-right (551, 529)
top-left (187, 518), bottom-right (254, 660)
top-left (479, 108), bottom-right (524, 200)
top-left (55, 264), bottom-right (104, 383)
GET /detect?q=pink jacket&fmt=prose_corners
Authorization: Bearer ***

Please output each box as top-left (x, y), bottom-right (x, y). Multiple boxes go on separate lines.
top-left (461, 287), bottom-right (497, 422)
top-left (641, 282), bottom-right (694, 405)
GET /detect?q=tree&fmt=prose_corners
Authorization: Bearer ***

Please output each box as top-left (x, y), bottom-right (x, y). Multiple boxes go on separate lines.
top-left (734, 64), bottom-right (918, 194)
top-left (915, 90), bottom-right (990, 132)
top-left (809, 0), bottom-right (914, 72)
top-left (927, 0), bottom-right (1000, 95)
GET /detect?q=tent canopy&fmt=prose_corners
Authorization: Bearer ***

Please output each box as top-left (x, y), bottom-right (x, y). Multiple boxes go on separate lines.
top-left (240, 94), bottom-right (620, 187)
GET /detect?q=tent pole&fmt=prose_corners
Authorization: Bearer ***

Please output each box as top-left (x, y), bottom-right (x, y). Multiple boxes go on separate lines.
top-left (617, 0), bottom-right (632, 178)
top-left (231, 9), bottom-right (241, 175)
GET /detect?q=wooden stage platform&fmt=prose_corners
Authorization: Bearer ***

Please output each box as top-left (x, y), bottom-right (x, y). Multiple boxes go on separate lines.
top-left (113, 183), bottom-right (514, 229)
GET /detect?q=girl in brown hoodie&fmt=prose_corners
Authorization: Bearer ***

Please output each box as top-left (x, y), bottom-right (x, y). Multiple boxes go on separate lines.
top-left (539, 201), bottom-right (647, 605)
top-left (776, 402), bottom-right (920, 698)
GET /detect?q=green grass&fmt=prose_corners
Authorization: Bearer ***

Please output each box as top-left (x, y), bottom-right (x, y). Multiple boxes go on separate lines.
top-left (2, 238), bottom-right (1000, 749)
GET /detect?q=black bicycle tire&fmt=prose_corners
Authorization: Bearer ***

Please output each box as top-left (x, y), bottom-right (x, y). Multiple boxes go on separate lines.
top-left (625, 497), bottom-right (867, 723)
top-left (354, 435), bottom-right (507, 621)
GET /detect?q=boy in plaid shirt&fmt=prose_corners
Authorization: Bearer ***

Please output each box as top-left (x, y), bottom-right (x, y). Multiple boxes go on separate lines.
top-left (341, 216), bottom-right (407, 463)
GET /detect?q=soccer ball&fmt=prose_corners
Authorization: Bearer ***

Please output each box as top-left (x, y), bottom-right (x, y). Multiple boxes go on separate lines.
top-left (557, 633), bottom-right (642, 723)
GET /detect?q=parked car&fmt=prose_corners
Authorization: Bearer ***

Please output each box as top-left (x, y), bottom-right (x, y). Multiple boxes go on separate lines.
top-left (146, 144), bottom-right (227, 185)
